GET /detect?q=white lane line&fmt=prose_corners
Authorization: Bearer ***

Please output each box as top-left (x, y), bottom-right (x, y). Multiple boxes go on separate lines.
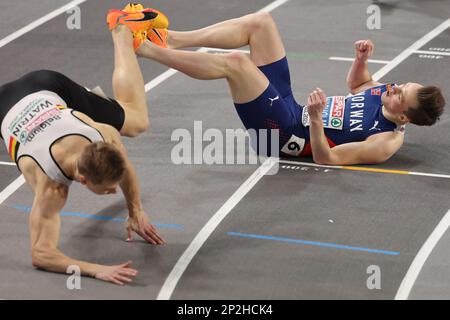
top-left (156, 0), bottom-right (291, 300)
top-left (279, 159), bottom-right (340, 170)
top-left (372, 18), bottom-right (450, 81)
top-left (144, 69), bottom-right (179, 92)
top-left (409, 172), bottom-right (450, 179)
top-left (259, 0), bottom-right (290, 13)
top-left (157, 158), bottom-right (277, 300)
top-left (279, 160), bottom-right (450, 179)
top-left (395, 208), bottom-right (450, 300)
top-left (414, 50), bottom-right (450, 56)
top-left (0, 161), bottom-right (16, 166)
top-left (203, 47), bottom-right (251, 54)
top-left (0, 0), bottom-right (89, 49)
top-left (329, 57), bottom-right (390, 64)
top-left (0, 176), bottom-right (25, 205)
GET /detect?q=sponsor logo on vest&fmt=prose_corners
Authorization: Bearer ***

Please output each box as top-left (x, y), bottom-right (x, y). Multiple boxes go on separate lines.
top-left (349, 95), bottom-right (365, 132)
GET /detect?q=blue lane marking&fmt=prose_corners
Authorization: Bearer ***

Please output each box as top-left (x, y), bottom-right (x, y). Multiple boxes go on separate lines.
top-left (13, 205), bottom-right (184, 230)
top-left (227, 232), bottom-right (400, 256)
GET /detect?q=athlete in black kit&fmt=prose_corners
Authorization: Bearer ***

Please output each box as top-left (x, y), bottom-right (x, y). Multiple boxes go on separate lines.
top-left (0, 9), bottom-right (168, 286)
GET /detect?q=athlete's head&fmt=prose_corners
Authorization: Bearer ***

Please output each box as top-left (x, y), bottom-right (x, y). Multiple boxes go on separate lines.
top-left (382, 83), bottom-right (445, 125)
top-left (77, 142), bottom-right (126, 195)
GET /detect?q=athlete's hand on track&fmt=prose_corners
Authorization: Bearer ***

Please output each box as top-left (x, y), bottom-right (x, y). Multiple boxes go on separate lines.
top-left (126, 213), bottom-right (166, 245)
top-left (94, 261), bottom-right (138, 286)
top-left (355, 39), bottom-right (374, 61)
top-left (307, 88), bottom-right (327, 121)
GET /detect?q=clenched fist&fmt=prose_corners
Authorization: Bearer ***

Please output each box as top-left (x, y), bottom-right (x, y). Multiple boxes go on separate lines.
top-left (354, 39), bottom-right (374, 61)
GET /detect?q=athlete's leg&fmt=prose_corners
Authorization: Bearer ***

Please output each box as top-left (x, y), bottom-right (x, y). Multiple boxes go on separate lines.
top-left (111, 25), bottom-right (149, 137)
top-left (168, 12), bottom-right (285, 66)
top-left (137, 41), bottom-right (269, 104)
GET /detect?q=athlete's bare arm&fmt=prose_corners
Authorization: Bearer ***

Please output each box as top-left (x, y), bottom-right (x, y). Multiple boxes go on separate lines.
top-left (73, 111), bottom-right (165, 245)
top-left (347, 40), bottom-right (382, 94)
top-left (307, 88), bottom-right (403, 165)
top-left (19, 159), bottom-right (139, 285)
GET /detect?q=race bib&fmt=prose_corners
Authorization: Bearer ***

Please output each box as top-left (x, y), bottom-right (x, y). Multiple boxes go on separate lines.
top-left (8, 96), bottom-right (64, 145)
top-left (281, 135), bottom-right (305, 156)
top-left (302, 96), bottom-right (346, 130)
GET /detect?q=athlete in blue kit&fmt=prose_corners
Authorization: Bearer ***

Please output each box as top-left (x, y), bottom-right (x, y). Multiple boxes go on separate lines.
top-left (136, 11), bottom-right (445, 165)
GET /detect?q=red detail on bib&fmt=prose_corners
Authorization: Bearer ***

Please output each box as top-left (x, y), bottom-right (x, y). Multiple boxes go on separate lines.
top-left (371, 88), bottom-right (381, 96)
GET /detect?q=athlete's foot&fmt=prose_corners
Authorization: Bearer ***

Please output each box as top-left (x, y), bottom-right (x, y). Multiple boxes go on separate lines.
top-left (112, 25), bottom-right (135, 50)
top-left (121, 3), bottom-right (170, 30)
top-left (107, 7), bottom-right (169, 51)
top-left (123, 3), bottom-right (145, 13)
top-left (147, 28), bottom-right (170, 48)
top-left (122, 3), bottom-right (171, 49)
top-left (135, 39), bottom-right (161, 59)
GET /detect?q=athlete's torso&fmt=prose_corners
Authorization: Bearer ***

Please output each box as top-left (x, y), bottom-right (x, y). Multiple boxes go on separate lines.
top-left (282, 84), bottom-right (404, 157)
top-left (1, 91), bottom-right (104, 185)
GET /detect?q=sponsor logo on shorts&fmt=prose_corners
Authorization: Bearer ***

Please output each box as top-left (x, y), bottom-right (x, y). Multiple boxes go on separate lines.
top-left (268, 96), bottom-right (280, 107)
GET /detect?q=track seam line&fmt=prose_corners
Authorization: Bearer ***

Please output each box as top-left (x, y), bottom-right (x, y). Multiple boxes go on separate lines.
top-left (414, 50), bottom-right (450, 56)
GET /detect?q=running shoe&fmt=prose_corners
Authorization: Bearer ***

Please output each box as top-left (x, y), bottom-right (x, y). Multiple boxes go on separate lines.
top-left (123, 3), bottom-right (145, 13)
top-left (107, 9), bottom-right (169, 33)
top-left (107, 9), bottom-right (168, 50)
top-left (120, 4), bottom-right (169, 29)
top-left (122, 3), bottom-right (170, 48)
top-left (147, 28), bottom-right (168, 48)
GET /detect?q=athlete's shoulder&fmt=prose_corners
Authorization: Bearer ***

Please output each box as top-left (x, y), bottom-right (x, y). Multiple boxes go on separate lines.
top-left (366, 130), bottom-right (404, 154)
top-left (351, 80), bottom-right (385, 95)
top-left (366, 129), bottom-right (403, 141)
top-left (18, 156), bottom-right (68, 193)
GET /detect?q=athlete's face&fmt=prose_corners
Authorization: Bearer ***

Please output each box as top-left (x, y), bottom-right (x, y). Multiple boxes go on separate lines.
top-left (381, 82), bottom-right (423, 120)
top-left (83, 179), bottom-right (120, 195)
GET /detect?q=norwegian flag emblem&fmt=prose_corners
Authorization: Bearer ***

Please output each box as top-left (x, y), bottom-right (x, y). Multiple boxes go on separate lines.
top-left (371, 88), bottom-right (381, 95)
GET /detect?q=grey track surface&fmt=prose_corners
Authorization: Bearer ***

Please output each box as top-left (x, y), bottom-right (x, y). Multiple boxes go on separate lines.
top-left (0, 1), bottom-right (72, 40)
top-left (0, 0), bottom-right (449, 299)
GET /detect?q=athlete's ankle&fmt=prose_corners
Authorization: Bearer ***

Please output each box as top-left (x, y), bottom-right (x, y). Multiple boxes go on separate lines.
top-left (166, 30), bottom-right (175, 49)
top-left (112, 25), bottom-right (133, 43)
top-left (136, 40), bottom-right (159, 58)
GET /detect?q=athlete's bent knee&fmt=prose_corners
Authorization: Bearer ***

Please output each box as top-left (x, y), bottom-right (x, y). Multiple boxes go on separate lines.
top-left (250, 12), bottom-right (274, 31)
top-left (225, 52), bottom-right (252, 76)
top-left (126, 118), bottom-right (149, 137)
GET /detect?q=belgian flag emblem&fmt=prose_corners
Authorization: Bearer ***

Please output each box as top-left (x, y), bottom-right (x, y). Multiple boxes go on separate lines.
top-left (8, 136), bottom-right (20, 162)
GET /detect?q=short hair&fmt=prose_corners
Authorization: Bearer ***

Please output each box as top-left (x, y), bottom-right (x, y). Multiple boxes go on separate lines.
top-left (78, 142), bottom-right (126, 185)
top-left (405, 86), bottom-right (446, 126)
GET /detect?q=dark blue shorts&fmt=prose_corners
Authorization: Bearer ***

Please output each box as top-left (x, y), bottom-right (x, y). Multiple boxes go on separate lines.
top-left (233, 57), bottom-right (303, 156)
